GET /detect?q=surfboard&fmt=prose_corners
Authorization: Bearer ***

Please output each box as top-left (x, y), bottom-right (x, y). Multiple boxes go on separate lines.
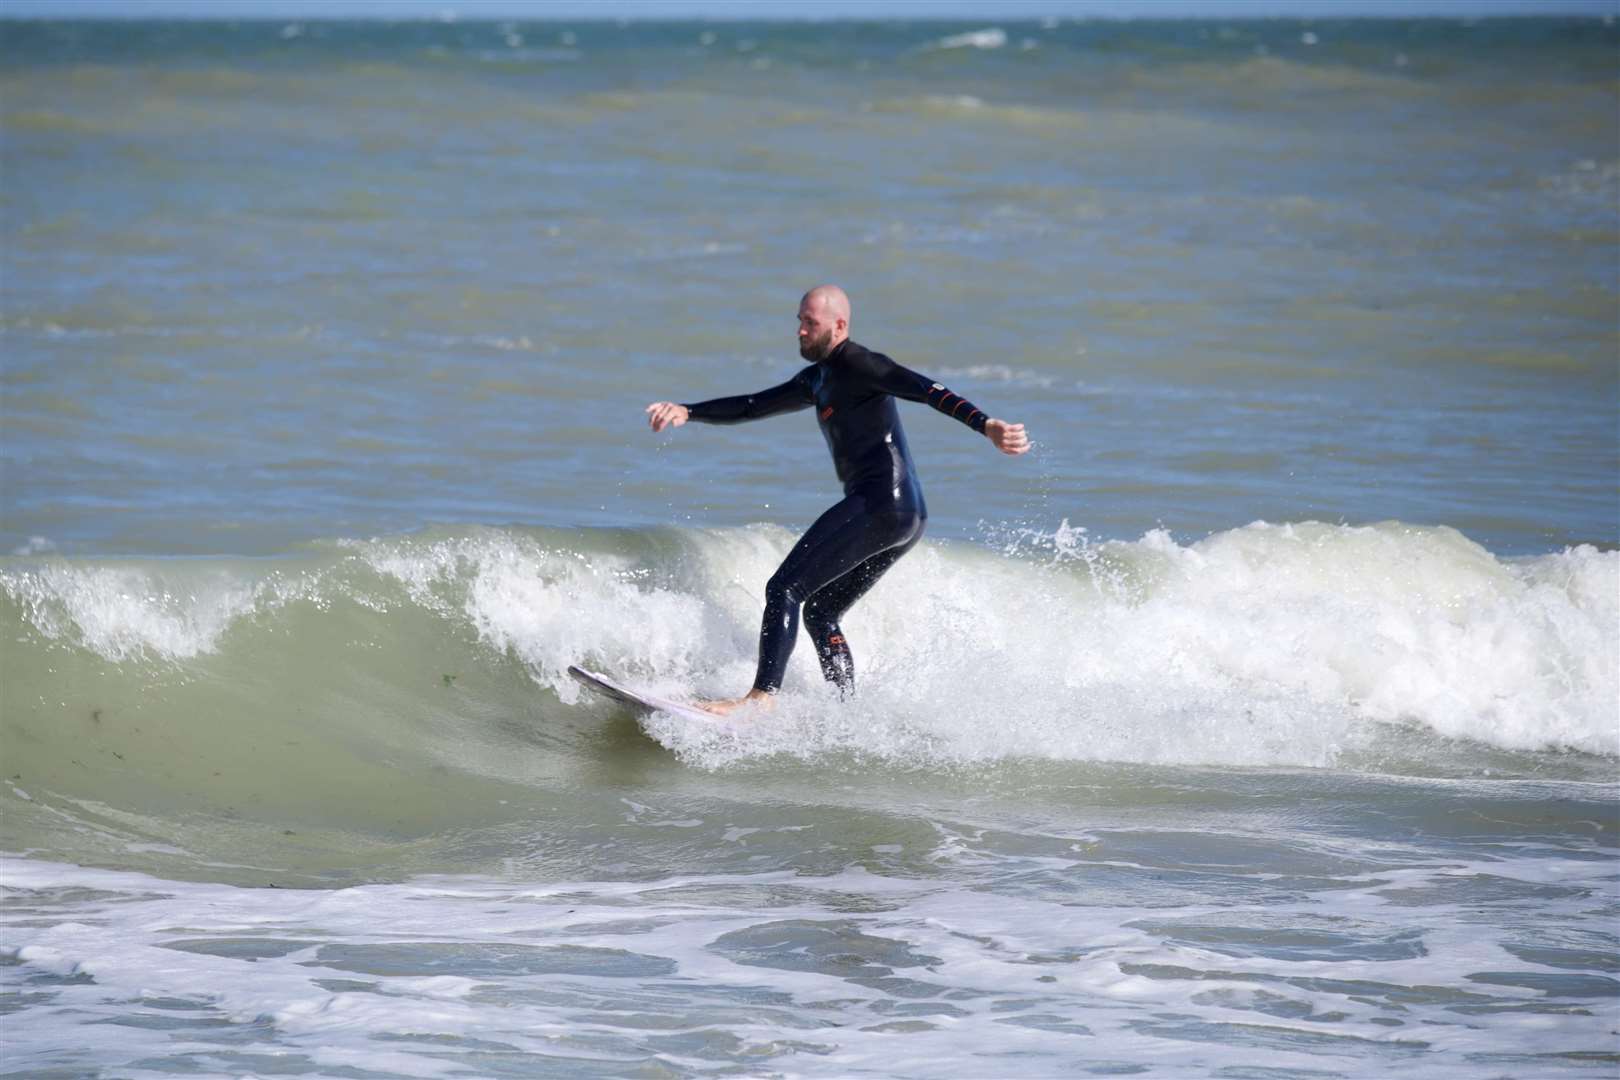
top-left (567, 665), bottom-right (723, 724)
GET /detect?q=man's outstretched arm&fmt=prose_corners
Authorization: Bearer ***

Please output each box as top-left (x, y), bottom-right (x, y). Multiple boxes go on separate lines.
top-left (646, 374), bottom-right (813, 432)
top-left (856, 350), bottom-right (1031, 456)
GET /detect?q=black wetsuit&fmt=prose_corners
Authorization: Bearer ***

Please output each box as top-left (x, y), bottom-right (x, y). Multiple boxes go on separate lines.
top-left (684, 339), bottom-right (989, 693)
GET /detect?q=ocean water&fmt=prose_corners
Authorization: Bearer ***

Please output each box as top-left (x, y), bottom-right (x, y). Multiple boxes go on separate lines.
top-left (2, 16), bottom-right (1617, 1079)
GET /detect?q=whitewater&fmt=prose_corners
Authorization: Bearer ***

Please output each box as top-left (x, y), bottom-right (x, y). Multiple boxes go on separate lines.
top-left (5, 522), bottom-right (1616, 785)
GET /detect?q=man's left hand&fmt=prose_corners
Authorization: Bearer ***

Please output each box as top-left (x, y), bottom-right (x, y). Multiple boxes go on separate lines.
top-left (985, 419), bottom-right (1030, 456)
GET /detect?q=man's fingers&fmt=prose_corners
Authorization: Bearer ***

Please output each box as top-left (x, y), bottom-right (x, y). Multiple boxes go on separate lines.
top-left (646, 402), bottom-right (686, 432)
top-left (996, 422), bottom-right (1030, 455)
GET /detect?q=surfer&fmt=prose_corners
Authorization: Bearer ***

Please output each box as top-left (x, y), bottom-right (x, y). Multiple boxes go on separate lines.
top-left (645, 285), bottom-right (1030, 715)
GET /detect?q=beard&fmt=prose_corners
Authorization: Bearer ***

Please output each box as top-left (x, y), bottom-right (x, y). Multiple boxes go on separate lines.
top-left (799, 330), bottom-right (835, 361)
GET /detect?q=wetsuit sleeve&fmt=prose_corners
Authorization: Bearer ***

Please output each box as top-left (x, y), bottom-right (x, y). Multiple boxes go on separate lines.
top-left (684, 370), bottom-right (813, 425)
top-left (856, 350), bottom-right (989, 435)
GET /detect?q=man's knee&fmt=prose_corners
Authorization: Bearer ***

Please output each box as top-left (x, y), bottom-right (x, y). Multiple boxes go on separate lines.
top-left (801, 595), bottom-right (831, 628)
top-left (765, 571), bottom-right (806, 609)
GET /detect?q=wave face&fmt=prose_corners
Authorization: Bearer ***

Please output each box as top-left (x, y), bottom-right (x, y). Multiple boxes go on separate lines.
top-left (4, 522), bottom-right (1612, 821)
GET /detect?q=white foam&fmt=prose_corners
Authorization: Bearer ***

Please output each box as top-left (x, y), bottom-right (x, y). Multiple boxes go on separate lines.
top-left (0, 562), bottom-right (262, 662)
top-left (360, 529), bottom-right (758, 704)
top-left (930, 362), bottom-right (1057, 389)
top-left (631, 522), bottom-right (1619, 767)
top-left (934, 28), bottom-right (1007, 51)
top-left (3, 851), bottom-right (1613, 1079)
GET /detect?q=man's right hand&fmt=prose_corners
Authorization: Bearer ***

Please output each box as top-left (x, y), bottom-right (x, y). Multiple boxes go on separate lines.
top-left (645, 402), bottom-right (690, 432)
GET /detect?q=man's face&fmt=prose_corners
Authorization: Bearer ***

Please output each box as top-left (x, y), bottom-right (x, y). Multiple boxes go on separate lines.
top-left (798, 301), bottom-right (839, 361)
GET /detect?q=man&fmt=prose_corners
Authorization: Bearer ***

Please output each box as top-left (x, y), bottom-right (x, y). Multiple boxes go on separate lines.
top-left (645, 285), bottom-right (1029, 714)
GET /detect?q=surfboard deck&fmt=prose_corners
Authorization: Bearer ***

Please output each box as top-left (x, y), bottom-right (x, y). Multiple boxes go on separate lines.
top-left (567, 665), bottom-right (723, 724)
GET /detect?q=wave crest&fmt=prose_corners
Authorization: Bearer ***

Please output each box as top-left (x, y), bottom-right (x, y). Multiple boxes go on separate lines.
top-left (3, 521), bottom-right (1615, 765)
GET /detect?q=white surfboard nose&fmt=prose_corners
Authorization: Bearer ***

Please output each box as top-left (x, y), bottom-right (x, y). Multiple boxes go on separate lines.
top-left (568, 665), bottom-right (725, 724)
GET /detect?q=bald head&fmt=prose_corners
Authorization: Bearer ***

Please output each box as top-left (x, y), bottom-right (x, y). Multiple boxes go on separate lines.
top-left (802, 285), bottom-right (850, 324)
top-left (797, 285), bottom-right (851, 362)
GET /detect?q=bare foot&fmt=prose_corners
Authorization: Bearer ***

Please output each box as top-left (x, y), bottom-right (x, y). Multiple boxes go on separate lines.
top-left (695, 689), bottom-right (775, 717)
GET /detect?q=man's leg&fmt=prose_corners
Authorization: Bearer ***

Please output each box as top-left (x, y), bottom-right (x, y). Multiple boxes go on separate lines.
top-left (751, 497), bottom-right (908, 694)
top-left (801, 526), bottom-right (923, 693)
top-left (701, 498), bottom-right (919, 713)
top-left (698, 497), bottom-right (873, 712)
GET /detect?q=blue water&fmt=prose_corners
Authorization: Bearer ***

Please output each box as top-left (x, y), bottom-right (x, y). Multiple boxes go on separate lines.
top-left (2, 17), bottom-right (1616, 557)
